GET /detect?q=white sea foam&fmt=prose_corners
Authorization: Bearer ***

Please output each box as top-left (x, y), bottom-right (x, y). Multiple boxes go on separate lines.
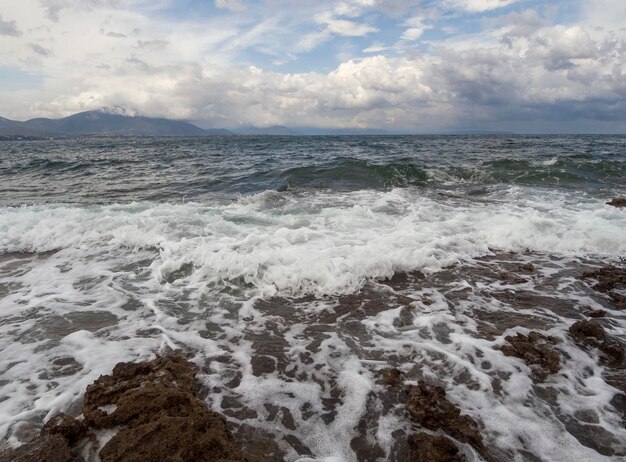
top-left (0, 188), bottom-right (624, 297)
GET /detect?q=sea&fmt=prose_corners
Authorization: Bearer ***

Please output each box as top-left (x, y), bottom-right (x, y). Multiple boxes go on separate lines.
top-left (0, 135), bottom-right (625, 461)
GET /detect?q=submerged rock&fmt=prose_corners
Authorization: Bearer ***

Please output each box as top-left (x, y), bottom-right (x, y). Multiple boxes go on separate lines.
top-left (581, 265), bottom-right (626, 310)
top-left (406, 381), bottom-right (488, 460)
top-left (408, 432), bottom-right (465, 462)
top-left (606, 198), bottom-right (626, 208)
top-left (569, 320), bottom-right (625, 366)
top-left (1, 354), bottom-right (247, 462)
top-left (585, 309), bottom-right (607, 318)
top-left (499, 331), bottom-right (561, 380)
top-left (569, 320), bottom-right (605, 345)
top-left (377, 367), bottom-right (406, 394)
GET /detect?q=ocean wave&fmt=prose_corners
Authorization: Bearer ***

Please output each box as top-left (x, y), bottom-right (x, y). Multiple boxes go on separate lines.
top-left (1, 188), bottom-right (624, 297)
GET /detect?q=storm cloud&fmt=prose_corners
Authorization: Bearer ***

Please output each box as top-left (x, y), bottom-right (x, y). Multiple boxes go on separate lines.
top-left (0, 0), bottom-right (624, 133)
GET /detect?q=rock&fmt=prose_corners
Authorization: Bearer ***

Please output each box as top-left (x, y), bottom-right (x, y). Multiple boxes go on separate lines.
top-left (569, 320), bottom-right (606, 345)
top-left (377, 368), bottom-right (406, 393)
top-left (517, 263), bottom-right (535, 273)
top-left (585, 309), bottom-right (607, 318)
top-left (408, 432), bottom-right (465, 462)
top-left (1, 354), bottom-right (247, 462)
top-left (581, 266), bottom-right (626, 310)
top-left (41, 413), bottom-right (87, 445)
top-left (606, 198), bottom-right (626, 208)
top-left (406, 381), bottom-right (487, 459)
top-left (82, 354), bottom-right (246, 462)
top-left (499, 331), bottom-right (561, 380)
top-left (498, 271), bottom-right (528, 284)
top-left (0, 434), bottom-right (74, 462)
top-left (569, 320), bottom-right (625, 367)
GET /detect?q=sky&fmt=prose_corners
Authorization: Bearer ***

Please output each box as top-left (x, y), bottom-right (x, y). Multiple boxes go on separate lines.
top-left (0, 0), bottom-right (625, 133)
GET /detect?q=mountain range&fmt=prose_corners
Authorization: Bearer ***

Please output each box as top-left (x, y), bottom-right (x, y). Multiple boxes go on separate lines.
top-left (0, 109), bottom-right (230, 138)
top-left (0, 108), bottom-right (514, 138)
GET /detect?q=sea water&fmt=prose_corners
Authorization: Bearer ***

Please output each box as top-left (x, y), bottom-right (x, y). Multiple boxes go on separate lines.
top-left (0, 135), bottom-right (625, 461)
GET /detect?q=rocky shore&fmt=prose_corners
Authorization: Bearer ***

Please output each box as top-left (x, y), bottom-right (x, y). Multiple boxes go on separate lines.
top-left (1, 355), bottom-right (246, 462)
top-left (1, 263), bottom-right (625, 462)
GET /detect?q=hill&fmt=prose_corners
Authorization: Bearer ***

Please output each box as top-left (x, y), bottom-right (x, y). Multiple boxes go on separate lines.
top-left (0, 109), bottom-right (232, 137)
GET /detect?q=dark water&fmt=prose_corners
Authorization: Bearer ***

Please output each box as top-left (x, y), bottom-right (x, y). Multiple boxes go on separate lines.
top-left (0, 135), bottom-right (625, 461)
top-left (1, 135), bottom-right (624, 205)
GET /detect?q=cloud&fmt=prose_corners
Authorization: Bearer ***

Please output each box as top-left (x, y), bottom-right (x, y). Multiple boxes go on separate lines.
top-left (0, 0), bottom-right (625, 133)
top-left (315, 12), bottom-right (378, 37)
top-left (401, 16), bottom-right (430, 41)
top-left (0, 14), bottom-right (22, 36)
top-left (214, 0), bottom-right (246, 12)
top-left (37, 0), bottom-right (127, 21)
top-left (105, 30), bottom-right (127, 38)
top-left (29, 43), bottom-right (53, 56)
top-left (451, 0), bottom-right (518, 13)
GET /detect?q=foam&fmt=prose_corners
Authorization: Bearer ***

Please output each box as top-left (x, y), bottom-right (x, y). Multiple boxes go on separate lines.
top-left (1, 188), bottom-right (624, 299)
top-left (1, 187), bottom-right (625, 460)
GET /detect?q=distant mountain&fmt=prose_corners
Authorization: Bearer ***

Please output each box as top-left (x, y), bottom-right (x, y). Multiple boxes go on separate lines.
top-left (231, 125), bottom-right (298, 135)
top-left (435, 129), bottom-right (516, 135)
top-left (1, 110), bottom-right (517, 139)
top-left (0, 109), bottom-right (232, 137)
top-left (231, 125), bottom-right (395, 136)
top-left (297, 127), bottom-right (394, 136)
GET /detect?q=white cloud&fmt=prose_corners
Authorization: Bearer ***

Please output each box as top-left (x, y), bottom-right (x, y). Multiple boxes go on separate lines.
top-left (451, 0), bottom-right (518, 13)
top-left (0, 0), bottom-right (624, 133)
top-left (315, 12), bottom-right (378, 37)
top-left (401, 16), bottom-right (430, 41)
top-left (215, 0), bottom-right (246, 12)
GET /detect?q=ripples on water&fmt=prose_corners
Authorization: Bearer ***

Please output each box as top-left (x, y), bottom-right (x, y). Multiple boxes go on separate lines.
top-left (0, 135), bottom-right (625, 461)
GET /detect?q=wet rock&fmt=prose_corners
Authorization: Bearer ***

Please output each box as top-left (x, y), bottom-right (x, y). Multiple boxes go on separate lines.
top-left (0, 353), bottom-right (250, 462)
top-left (0, 433), bottom-right (74, 462)
top-left (569, 320), bottom-right (625, 366)
top-left (377, 367), bottom-right (406, 393)
top-left (585, 309), bottom-right (607, 318)
top-left (569, 320), bottom-right (606, 345)
top-left (41, 413), bottom-right (87, 445)
top-left (499, 331), bottom-right (561, 380)
top-left (498, 271), bottom-right (528, 285)
top-left (408, 432), bottom-right (465, 462)
top-left (606, 198), bottom-right (626, 208)
top-left (517, 263), bottom-right (535, 273)
top-left (82, 354), bottom-right (246, 462)
top-left (581, 265), bottom-right (626, 309)
top-left (406, 381), bottom-right (487, 459)
top-left (394, 305), bottom-right (415, 328)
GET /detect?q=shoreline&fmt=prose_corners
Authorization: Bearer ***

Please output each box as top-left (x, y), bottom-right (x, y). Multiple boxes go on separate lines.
top-left (1, 257), bottom-right (625, 461)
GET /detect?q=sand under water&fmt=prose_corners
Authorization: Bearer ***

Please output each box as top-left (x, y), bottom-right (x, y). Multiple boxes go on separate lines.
top-left (0, 135), bottom-right (625, 461)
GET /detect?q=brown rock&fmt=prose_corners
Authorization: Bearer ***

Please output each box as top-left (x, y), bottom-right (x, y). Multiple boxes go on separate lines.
top-left (408, 432), bottom-right (465, 462)
top-left (585, 309), bottom-right (607, 318)
top-left (581, 266), bottom-right (626, 309)
top-left (406, 381), bottom-right (487, 459)
top-left (81, 354), bottom-right (246, 462)
top-left (499, 331), bottom-right (561, 380)
top-left (569, 320), bottom-right (625, 366)
top-left (0, 434), bottom-right (73, 462)
top-left (41, 413), bottom-right (87, 445)
top-left (377, 368), bottom-right (405, 393)
top-left (569, 320), bottom-right (606, 346)
top-left (606, 198), bottom-right (626, 208)
top-left (99, 409), bottom-right (242, 462)
top-left (1, 354), bottom-right (247, 462)
top-left (83, 354), bottom-right (199, 427)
